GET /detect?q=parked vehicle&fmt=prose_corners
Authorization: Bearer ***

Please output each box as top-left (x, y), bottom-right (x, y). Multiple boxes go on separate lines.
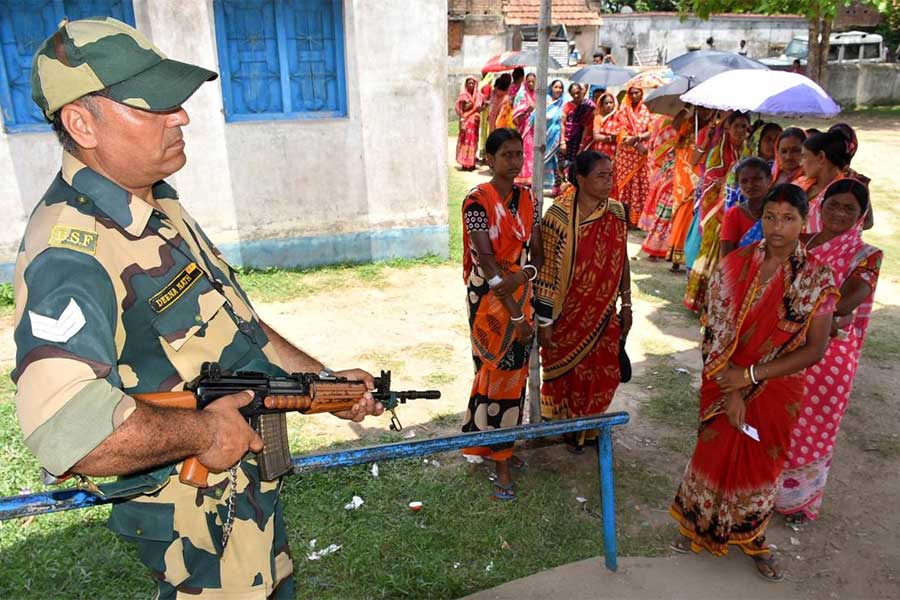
top-left (761, 31), bottom-right (884, 68)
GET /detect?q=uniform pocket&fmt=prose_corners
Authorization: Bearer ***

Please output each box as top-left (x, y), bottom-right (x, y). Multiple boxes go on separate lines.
top-left (151, 276), bottom-right (227, 352)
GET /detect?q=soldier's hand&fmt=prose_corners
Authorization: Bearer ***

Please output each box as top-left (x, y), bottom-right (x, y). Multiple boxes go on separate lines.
top-left (196, 390), bottom-right (263, 472)
top-left (331, 369), bottom-right (385, 422)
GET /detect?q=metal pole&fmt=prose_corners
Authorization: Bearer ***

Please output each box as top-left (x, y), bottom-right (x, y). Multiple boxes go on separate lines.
top-left (597, 427), bottom-right (619, 571)
top-left (526, 0), bottom-right (552, 424)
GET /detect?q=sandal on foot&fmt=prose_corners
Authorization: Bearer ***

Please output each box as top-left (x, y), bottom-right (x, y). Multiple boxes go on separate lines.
top-left (669, 536), bottom-right (692, 554)
top-left (785, 513), bottom-right (808, 526)
top-left (492, 481), bottom-right (516, 501)
top-left (567, 443), bottom-right (585, 455)
top-left (751, 552), bottom-right (785, 582)
top-left (508, 455), bottom-right (528, 470)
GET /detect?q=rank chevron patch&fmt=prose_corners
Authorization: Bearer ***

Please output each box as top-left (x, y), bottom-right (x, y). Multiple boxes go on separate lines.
top-left (28, 298), bottom-right (86, 343)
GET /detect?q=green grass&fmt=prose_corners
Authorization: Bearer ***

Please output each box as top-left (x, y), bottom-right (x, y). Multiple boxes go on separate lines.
top-left (0, 284), bottom-right (12, 319)
top-left (448, 167), bottom-right (468, 263)
top-left (635, 359), bottom-right (699, 434)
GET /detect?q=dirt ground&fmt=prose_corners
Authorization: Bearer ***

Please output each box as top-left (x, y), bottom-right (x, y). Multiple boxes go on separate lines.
top-left (1, 117), bottom-right (897, 599)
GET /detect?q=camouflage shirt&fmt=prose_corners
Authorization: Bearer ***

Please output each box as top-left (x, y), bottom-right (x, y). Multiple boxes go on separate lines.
top-left (13, 152), bottom-right (296, 596)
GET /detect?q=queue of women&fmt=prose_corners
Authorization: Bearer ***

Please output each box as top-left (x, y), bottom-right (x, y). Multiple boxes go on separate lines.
top-left (455, 71), bottom-right (882, 583)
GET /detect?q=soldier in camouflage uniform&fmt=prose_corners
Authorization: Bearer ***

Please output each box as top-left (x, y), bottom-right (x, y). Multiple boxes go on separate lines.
top-left (14, 17), bottom-right (382, 598)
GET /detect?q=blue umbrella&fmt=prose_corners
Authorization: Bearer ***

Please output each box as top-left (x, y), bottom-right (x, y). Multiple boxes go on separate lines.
top-left (570, 64), bottom-right (635, 88)
top-left (667, 50), bottom-right (768, 83)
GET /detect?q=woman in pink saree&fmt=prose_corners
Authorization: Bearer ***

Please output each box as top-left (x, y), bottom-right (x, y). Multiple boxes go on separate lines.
top-left (775, 179), bottom-right (882, 524)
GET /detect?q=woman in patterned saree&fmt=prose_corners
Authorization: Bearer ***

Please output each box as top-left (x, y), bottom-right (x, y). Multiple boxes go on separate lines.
top-left (776, 179), bottom-right (882, 524)
top-left (641, 110), bottom-right (689, 258)
top-left (512, 74), bottom-right (537, 184)
top-left (461, 128), bottom-right (544, 501)
top-left (670, 183), bottom-right (838, 582)
top-left (536, 151), bottom-right (631, 454)
top-left (612, 86), bottom-right (652, 228)
top-left (455, 76), bottom-right (483, 171)
top-left (683, 111), bottom-right (750, 313)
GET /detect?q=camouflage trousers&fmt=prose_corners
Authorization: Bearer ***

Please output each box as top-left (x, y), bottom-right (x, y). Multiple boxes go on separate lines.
top-left (108, 458), bottom-right (293, 598)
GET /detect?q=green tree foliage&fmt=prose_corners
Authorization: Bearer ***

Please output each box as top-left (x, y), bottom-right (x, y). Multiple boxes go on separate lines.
top-left (681, 1), bottom-right (853, 82)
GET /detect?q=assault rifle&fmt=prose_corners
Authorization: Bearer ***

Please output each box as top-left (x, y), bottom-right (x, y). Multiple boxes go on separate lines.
top-left (134, 362), bottom-right (440, 487)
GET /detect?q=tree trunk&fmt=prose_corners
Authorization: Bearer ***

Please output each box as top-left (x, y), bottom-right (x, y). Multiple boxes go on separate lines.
top-left (806, 10), bottom-right (832, 85)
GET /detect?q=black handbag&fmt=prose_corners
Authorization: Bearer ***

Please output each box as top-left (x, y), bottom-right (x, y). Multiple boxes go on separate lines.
top-left (619, 335), bottom-right (632, 383)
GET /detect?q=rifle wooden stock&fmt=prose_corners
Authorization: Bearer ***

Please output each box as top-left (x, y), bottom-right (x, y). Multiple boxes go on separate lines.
top-left (133, 385), bottom-right (370, 488)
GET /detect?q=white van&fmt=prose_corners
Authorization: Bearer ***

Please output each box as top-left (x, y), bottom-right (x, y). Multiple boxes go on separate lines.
top-left (761, 31), bottom-right (884, 67)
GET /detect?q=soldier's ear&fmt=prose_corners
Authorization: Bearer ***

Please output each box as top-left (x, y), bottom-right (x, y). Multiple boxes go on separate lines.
top-left (59, 102), bottom-right (99, 151)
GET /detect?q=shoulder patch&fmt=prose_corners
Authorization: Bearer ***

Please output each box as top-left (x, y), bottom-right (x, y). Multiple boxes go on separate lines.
top-left (48, 225), bottom-right (98, 255)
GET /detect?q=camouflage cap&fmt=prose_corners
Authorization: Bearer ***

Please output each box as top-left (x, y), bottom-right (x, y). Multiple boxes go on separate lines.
top-left (31, 17), bottom-right (217, 120)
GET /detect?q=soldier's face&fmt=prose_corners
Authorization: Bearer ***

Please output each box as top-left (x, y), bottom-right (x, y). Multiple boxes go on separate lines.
top-left (91, 97), bottom-right (190, 190)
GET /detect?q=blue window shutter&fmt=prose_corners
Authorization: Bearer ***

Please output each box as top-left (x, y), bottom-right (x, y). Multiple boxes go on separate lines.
top-left (283, 0), bottom-right (344, 114)
top-left (0, 0), bottom-right (136, 131)
top-left (62, 1), bottom-right (136, 24)
top-left (220, 1), bottom-right (283, 116)
top-left (0, 1), bottom-right (59, 127)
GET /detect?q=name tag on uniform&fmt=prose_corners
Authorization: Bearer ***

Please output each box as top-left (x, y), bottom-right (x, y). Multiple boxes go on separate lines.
top-left (150, 263), bottom-right (203, 313)
top-left (48, 225), bottom-right (98, 255)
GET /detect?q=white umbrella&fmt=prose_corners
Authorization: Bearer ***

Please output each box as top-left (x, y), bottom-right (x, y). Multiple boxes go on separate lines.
top-left (679, 69), bottom-right (841, 118)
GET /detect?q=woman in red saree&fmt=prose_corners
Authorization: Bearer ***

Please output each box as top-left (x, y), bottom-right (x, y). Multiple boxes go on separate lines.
top-left (461, 128), bottom-right (544, 501)
top-left (536, 151), bottom-right (631, 453)
top-left (776, 179), bottom-right (882, 524)
top-left (611, 86), bottom-right (652, 228)
top-left (591, 92), bottom-right (618, 158)
top-left (683, 111), bottom-right (750, 313)
top-left (455, 76), bottom-right (483, 170)
top-left (670, 184), bottom-right (838, 582)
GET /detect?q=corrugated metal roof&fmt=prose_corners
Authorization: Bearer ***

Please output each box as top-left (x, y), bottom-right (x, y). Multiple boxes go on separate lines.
top-left (503, 0), bottom-right (603, 26)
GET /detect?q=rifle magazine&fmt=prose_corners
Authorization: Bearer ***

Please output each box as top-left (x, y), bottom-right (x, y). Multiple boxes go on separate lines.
top-left (255, 413), bottom-right (293, 481)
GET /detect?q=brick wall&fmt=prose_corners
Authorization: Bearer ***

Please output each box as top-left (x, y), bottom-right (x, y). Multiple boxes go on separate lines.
top-left (449, 0), bottom-right (503, 16)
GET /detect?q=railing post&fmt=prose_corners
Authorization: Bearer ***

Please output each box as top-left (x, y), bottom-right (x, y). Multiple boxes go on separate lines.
top-left (597, 426), bottom-right (619, 571)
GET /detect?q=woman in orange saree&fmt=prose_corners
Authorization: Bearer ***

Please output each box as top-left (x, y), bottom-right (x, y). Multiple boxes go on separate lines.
top-left (611, 86), bottom-right (652, 228)
top-left (591, 92), bottom-right (618, 158)
top-left (455, 76), bottom-right (483, 170)
top-left (536, 151), bottom-right (631, 453)
top-left (461, 128), bottom-right (544, 501)
top-left (641, 111), bottom-right (688, 257)
top-left (670, 183), bottom-right (838, 582)
top-left (665, 108), bottom-right (715, 271)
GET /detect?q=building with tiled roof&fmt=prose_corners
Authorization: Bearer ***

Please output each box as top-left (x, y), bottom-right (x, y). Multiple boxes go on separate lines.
top-left (503, 0), bottom-right (603, 26)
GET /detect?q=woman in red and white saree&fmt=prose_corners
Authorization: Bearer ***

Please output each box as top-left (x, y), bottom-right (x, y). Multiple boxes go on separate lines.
top-left (611, 86), bottom-right (652, 228)
top-left (776, 179), bottom-right (882, 524)
top-left (670, 184), bottom-right (838, 582)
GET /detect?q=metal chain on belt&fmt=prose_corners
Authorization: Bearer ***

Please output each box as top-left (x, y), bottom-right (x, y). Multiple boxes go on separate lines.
top-left (221, 465), bottom-right (239, 550)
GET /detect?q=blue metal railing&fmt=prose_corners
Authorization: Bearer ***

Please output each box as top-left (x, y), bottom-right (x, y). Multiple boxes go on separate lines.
top-left (0, 412), bottom-right (630, 571)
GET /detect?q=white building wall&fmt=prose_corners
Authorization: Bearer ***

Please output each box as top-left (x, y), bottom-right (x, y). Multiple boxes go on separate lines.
top-left (0, 0), bottom-right (448, 280)
top-left (599, 13), bottom-right (808, 66)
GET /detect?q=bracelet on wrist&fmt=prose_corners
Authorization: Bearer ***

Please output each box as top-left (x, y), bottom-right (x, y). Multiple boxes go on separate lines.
top-left (522, 265), bottom-right (538, 281)
top-left (750, 364), bottom-right (760, 385)
top-left (510, 313), bottom-right (526, 322)
top-left (487, 274), bottom-right (503, 288)
top-left (620, 303), bottom-right (632, 309)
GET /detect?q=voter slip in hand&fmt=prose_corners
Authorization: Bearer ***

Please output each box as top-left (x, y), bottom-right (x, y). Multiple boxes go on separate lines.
top-left (741, 423), bottom-right (760, 442)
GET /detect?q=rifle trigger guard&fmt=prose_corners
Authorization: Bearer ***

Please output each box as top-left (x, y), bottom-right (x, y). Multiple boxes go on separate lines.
top-left (388, 409), bottom-right (402, 432)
